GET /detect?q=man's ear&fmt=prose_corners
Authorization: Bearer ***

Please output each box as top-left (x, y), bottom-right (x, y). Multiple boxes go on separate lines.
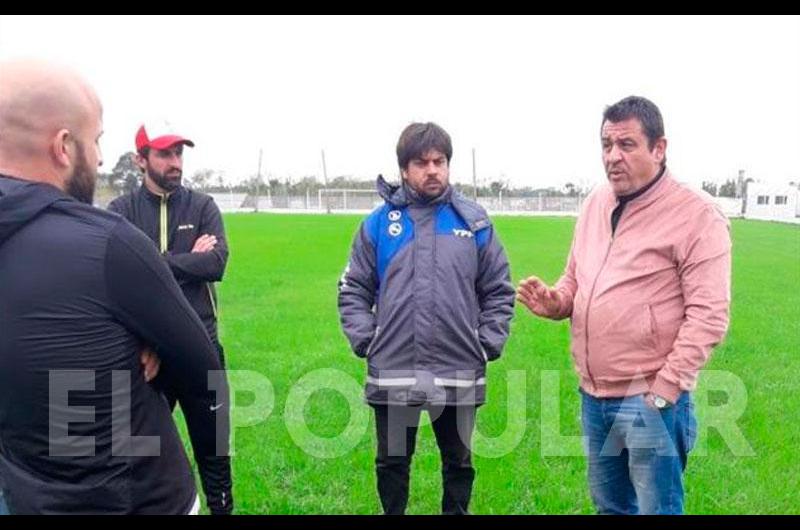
top-left (51, 129), bottom-right (73, 169)
top-left (135, 152), bottom-right (147, 173)
top-left (653, 137), bottom-right (667, 165)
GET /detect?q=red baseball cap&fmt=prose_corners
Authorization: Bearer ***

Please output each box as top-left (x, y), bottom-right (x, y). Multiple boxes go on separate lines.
top-left (135, 121), bottom-right (195, 152)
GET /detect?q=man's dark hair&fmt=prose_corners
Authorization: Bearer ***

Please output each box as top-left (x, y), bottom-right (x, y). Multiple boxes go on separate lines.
top-left (396, 122), bottom-right (452, 170)
top-left (602, 96), bottom-right (664, 150)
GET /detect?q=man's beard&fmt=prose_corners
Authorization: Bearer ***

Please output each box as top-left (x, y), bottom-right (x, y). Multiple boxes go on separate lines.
top-left (147, 165), bottom-right (182, 192)
top-left (64, 140), bottom-right (97, 204)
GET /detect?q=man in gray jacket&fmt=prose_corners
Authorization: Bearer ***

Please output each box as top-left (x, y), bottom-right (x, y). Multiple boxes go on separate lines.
top-left (338, 122), bottom-right (515, 514)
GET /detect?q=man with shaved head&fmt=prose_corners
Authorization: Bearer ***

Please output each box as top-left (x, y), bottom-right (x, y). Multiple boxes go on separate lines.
top-left (0, 60), bottom-right (233, 514)
top-left (0, 60), bottom-right (103, 204)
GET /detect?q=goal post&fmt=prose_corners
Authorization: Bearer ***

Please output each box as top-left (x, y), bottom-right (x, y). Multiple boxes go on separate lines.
top-left (318, 188), bottom-right (383, 212)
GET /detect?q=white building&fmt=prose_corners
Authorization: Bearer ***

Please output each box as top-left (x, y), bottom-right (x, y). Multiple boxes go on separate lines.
top-left (744, 182), bottom-right (800, 222)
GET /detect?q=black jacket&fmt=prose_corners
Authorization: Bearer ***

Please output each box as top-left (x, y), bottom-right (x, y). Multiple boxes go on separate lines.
top-left (108, 184), bottom-right (228, 342)
top-left (0, 175), bottom-right (231, 514)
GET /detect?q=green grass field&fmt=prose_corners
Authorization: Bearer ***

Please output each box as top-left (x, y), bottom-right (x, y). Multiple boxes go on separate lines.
top-left (183, 214), bottom-right (800, 514)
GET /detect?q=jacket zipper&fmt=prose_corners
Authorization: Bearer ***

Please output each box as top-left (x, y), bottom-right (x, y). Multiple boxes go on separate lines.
top-left (159, 194), bottom-right (168, 254)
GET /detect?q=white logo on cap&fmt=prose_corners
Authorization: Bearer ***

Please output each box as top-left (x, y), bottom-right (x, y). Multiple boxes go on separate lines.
top-left (388, 223), bottom-right (403, 237)
top-left (388, 210), bottom-right (402, 222)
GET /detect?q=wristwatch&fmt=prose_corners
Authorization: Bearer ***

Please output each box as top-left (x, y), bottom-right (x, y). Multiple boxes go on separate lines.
top-left (652, 394), bottom-right (670, 409)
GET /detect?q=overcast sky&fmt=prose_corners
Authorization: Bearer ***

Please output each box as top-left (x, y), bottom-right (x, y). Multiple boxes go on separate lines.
top-left (1, 15), bottom-right (798, 190)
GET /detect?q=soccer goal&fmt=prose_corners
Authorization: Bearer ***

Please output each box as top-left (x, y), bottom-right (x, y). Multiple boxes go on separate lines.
top-left (318, 188), bottom-right (382, 212)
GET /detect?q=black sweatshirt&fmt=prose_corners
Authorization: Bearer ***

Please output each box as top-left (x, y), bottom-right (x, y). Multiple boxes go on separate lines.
top-left (108, 184), bottom-right (228, 343)
top-left (0, 175), bottom-right (230, 514)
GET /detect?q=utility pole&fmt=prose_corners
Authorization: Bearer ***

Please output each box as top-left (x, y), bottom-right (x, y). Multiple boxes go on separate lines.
top-left (321, 148), bottom-right (330, 213)
top-left (472, 148), bottom-right (477, 201)
top-left (255, 148), bottom-right (262, 213)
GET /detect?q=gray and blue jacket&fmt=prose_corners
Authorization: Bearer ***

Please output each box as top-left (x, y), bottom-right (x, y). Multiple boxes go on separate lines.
top-left (338, 176), bottom-right (515, 405)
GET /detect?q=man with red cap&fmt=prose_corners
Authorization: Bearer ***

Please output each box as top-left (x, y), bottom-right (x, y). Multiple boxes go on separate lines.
top-left (108, 122), bottom-right (232, 514)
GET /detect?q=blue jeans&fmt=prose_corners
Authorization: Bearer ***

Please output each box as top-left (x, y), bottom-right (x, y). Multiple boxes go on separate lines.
top-left (0, 490), bottom-right (9, 515)
top-left (580, 389), bottom-right (697, 515)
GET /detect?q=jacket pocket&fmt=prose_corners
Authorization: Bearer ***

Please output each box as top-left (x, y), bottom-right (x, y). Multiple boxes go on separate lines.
top-left (644, 304), bottom-right (659, 349)
top-left (474, 328), bottom-right (488, 363)
top-left (366, 326), bottom-right (381, 358)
